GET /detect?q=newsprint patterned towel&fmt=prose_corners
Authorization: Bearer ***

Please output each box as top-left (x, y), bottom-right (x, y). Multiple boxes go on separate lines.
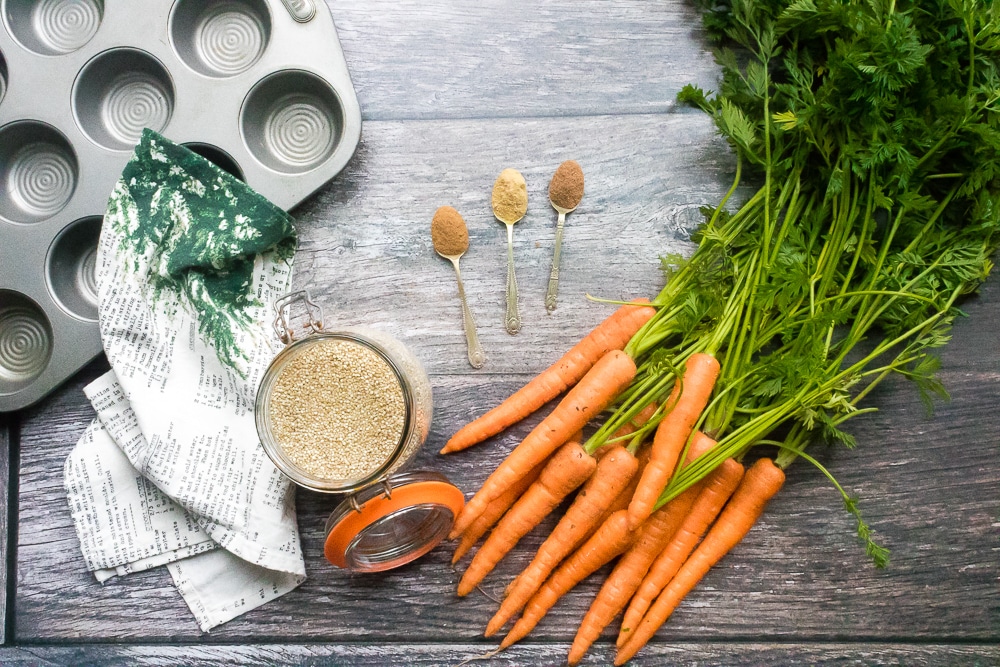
top-left (64, 130), bottom-right (306, 631)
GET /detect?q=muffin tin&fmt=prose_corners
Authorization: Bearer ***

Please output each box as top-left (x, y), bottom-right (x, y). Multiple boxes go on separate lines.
top-left (0, 0), bottom-right (362, 412)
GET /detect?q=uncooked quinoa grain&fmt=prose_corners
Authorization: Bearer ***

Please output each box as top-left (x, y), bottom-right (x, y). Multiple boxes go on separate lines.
top-left (268, 338), bottom-right (406, 481)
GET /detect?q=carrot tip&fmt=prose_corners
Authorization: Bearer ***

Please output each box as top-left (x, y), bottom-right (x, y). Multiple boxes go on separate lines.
top-left (615, 645), bottom-right (640, 667)
top-left (485, 616), bottom-right (505, 637)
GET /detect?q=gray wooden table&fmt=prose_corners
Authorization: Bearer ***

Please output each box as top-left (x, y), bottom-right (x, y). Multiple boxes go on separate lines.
top-left (1, 1), bottom-right (998, 665)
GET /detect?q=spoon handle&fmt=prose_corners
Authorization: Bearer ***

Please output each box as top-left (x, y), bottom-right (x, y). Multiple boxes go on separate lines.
top-left (505, 223), bottom-right (521, 335)
top-left (452, 258), bottom-right (486, 368)
top-left (545, 210), bottom-right (567, 312)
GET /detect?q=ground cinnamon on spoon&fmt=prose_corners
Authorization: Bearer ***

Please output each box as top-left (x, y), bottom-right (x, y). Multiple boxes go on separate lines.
top-left (431, 206), bottom-right (470, 256)
top-left (549, 160), bottom-right (584, 210)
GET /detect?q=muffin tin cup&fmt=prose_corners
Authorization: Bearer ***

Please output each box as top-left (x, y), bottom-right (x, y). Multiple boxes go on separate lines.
top-left (0, 290), bottom-right (53, 395)
top-left (0, 121), bottom-right (78, 224)
top-left (0, 0), bottom-right (361, 411)
top-left (4, 0), bottom-right (105, 57)
top-left (170, 0), bottom-right (272, 78)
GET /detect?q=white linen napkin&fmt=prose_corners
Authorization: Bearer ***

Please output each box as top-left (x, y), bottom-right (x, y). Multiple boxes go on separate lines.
top-left (64, 129), bottom-right (306, 631)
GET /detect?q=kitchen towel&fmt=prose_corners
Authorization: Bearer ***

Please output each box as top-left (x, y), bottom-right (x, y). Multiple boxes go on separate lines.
top-left (64, 129), bottom-right (305, 631)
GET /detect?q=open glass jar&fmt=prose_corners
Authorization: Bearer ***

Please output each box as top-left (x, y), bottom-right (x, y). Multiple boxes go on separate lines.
top-left (255, 291), bottom-right (464, 572)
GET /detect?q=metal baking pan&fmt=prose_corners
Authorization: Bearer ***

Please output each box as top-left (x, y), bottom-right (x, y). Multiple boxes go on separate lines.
top-left (0, 0), bottom-right (362, 412)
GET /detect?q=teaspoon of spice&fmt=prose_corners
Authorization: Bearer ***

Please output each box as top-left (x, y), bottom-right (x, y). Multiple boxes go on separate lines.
top-left (491, 168), bottom-right (528, 335)
top-left (432, 206), bottom-right (486, 368)
top-left (545, 160), bottom-right (584, 312)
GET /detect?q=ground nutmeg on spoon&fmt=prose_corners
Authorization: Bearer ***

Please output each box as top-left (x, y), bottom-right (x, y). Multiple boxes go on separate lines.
top-left (545, 160), bottom-right (585, 311)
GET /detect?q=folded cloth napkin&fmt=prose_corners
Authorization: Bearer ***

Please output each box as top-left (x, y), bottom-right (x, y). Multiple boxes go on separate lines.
top-left (64, 129), bottom-right (306, 631)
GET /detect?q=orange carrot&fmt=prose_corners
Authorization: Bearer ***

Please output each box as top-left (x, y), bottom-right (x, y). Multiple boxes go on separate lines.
top-left (619, 455), bottom-right (745, 645)
top-left (500, 510), bottom-right (635, 649)
top-left (452, 458), bottom-right (546, 564)
top-left (615, 458), bottom-right (786, 665)
top-left (450, 349), bottom-right (637, 538)
top-left (457, 441), bottom-right (597, 596)
top-left (627, 353), bottom-right (720, 529)
top-left (567, 432), bottom-right (717, 665)
top-left (603, 447), bottom-right (650, 515)
top-left (485, 444), bottom-right (639, 636)
top-left (441, 300), bottom-right (655, 454)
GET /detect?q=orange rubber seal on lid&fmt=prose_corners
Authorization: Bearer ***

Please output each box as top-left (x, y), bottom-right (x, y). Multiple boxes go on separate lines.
top-left (324, 480), bottom-right (465, 569)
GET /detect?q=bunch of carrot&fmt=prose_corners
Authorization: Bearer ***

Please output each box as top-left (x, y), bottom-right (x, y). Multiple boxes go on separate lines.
top-left (442, 1), bottom-right (1000, 661)
top-left (443, 303), bottom-right (788, 664)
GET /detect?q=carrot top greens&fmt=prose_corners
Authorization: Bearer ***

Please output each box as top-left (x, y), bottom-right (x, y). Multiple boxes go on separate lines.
top-left (590, 0), bottom-right (1000, 567)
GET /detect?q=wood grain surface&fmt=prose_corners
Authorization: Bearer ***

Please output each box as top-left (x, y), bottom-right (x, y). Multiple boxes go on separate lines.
top-left (3, 0), bottom-right (999, 664)
top-left (0, 643), bottom-right (997, 666)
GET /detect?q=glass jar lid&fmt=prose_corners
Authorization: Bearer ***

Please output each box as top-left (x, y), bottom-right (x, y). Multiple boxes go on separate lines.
top-left (324, 471), bottom-right (464, 572)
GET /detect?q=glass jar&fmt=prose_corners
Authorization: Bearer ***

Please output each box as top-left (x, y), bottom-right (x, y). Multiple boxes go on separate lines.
top-left (255, 291), bottom-right (463, 572)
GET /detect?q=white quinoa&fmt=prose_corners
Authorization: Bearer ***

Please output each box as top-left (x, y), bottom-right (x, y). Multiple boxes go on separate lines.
top-left (268, 338), bottom-right (406, 481)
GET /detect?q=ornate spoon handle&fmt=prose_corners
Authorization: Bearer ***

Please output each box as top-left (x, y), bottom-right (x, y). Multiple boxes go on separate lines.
top-left (451, 258), bottom-right (485, 368)
top-left (505, 222), bottom-right (521, 334)
top-left (545, 210), bottom-right (567, 312)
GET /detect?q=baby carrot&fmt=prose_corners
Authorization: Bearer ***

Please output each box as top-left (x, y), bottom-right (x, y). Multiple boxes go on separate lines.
top-left (619, 455), bottom-right (745, 644)
top-left (627, 352), bottom-right (720, 529)
top-left (450, 349), bottom-right (637, 538)
top-left (442, 301), bottom-right (655, 454)
top-left (499, 510), bottom-right (635, 649)
top-left (615, 458), bottom-right (785, 665)
top-left (452, 458), bottom-right (546, 564)
top-left (485, 444), bottom-right (639, 636)
top-left (567, 432), bottom-right (717, 665)
top-left (457, 441), bottom-right (597, 596)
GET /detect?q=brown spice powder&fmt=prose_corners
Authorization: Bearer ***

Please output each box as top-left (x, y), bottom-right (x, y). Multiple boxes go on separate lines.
top-left (549, 160), bottom-right (584, 210)
top-left (431, 206), bottom-right (469, 256)
top-left (492, 168), bottom-right (528, 222)
top-left (268, 339), bottom-right (406, 482)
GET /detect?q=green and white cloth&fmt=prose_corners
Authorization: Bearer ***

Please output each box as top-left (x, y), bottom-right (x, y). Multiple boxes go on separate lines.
top-left (64, 130), bottom-right (305, 630)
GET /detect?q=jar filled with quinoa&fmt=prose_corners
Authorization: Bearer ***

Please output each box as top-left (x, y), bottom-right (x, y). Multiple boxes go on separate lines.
top-left (255, 291), bottom-right (463, 572)
top-left (256, 294), bottom-right (432, 493)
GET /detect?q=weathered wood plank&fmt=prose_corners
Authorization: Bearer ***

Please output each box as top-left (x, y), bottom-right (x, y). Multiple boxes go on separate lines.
top-left (0, 642), bottom-right (998, 666)
top-left (0, 412), bottom-right (10, 645)
top-left (329, 0), bottom-right (720, 121)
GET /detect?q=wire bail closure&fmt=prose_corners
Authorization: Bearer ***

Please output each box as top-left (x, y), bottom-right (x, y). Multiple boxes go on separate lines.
top-left (347, 477), bottom-right (396, 514)
top-left (273, 290), bottom-right (325, 345)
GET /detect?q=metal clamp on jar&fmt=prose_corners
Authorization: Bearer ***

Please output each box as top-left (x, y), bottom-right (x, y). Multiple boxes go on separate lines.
top-left (255, 290), bottom-right (464, 572)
